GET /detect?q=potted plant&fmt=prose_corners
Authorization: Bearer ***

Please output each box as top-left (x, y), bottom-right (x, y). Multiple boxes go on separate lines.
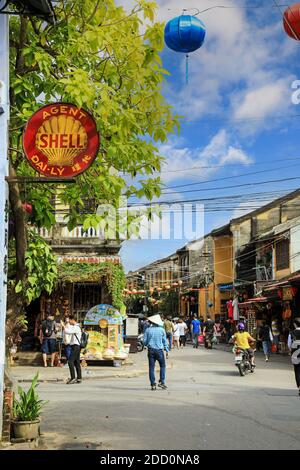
top-left (12, 373), bottom-right (48, 440)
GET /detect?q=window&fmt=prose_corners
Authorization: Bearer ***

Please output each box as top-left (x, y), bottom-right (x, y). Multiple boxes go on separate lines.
top-left (276, 237), bottom-right (290, 271)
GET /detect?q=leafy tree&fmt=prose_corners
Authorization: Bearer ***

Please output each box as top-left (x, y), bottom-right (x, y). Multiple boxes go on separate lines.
top-left (7, 1), bottom-right (178, 343)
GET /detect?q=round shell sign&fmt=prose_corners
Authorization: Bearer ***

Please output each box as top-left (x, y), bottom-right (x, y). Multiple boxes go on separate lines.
top-left (23, 103), bottom-right (100, 177)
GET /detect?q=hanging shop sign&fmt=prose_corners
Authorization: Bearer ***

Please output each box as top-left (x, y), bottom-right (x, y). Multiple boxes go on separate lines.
top-left (282, 286), bottom-right (297, 301)
top-left (23, 103), bottom-right (100, 178)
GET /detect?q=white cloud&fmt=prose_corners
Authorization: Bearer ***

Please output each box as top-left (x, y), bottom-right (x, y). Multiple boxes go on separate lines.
top-left (159, 129), bottom-right (252, 183)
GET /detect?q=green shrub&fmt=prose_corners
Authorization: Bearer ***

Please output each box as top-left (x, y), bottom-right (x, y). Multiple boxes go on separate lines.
top-left (13, 373), bottom-right (48, 421)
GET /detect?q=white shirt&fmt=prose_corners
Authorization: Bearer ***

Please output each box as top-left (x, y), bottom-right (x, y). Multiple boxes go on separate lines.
top-left (178, 322), bottom-right (187, 336)
top-left (173, 324), bottom-right (180, 338)
top-left (64, 324), bottom-right (82, 346)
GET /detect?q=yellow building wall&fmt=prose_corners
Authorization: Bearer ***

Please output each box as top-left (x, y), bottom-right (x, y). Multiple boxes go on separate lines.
top-left (214, 235), bottom-right (233, 284)
top-left (213, 235), bottom-right (233, 317)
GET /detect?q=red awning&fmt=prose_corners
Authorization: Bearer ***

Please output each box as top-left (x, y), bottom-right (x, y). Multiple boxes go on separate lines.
top-left (239, 297), bottom-right (269, 306)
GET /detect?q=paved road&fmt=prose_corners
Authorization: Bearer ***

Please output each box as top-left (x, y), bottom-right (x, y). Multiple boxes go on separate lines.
top-left (12, 347), bottom-right (300, 450)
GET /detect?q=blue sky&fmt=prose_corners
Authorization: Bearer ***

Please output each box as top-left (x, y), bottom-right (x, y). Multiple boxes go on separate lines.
top-left (120, 0), bottom-right (300, 273)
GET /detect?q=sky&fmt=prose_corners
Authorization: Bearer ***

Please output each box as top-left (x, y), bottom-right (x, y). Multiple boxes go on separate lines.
top-left (120, 0), bottom-right (300, 273)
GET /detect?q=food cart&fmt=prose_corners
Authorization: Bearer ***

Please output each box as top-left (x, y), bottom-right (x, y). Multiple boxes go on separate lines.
top-left (83, 304), bottom-right (129, 363)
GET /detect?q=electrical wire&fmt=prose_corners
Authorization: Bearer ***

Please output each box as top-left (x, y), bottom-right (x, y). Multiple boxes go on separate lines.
top-left (160, 163), bottom-right (300, 191)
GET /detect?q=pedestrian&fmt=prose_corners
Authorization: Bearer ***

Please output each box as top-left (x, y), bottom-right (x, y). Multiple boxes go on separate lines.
top-left (288, 318), bottom-right (300, 396)
top-left (142, 318), bottom-right (150, 333)
top-left (143, 314), bottom-right (169, 391)
top-left (41, 314), bottom-right (58, 368)
top-left (62, 316), bottom-right (72, 362)
top-left (271, 316), bottom-right (281, 353)
top-left (222, 319), bottom-right (233, 344)
top-left (191, 316), bottom-right (201, 348)
top-left (60, 315), bottom-right (82, 384)
top-left (178, 318), bottom-right (188, 347)
top-left (258, 320), bottom-right (273, 362)
top-left (173, 320), bottom-right (180, 349)
top-left (164, 316), bottom-right (174, 350)
top-left (185, 316), bottom-right (192, 343)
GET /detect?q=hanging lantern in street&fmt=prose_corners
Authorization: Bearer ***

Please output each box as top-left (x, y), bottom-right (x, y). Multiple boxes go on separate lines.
top-left (164, 14), bottom-right (206, 83)
top-left (178, 280), bottom-right (183, 286)
top-left (283, 3), bottom-right (300, 40)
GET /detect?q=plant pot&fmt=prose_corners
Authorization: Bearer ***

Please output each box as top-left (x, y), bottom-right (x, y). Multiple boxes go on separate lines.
top-left (12, 419), bottom-right (40, 440)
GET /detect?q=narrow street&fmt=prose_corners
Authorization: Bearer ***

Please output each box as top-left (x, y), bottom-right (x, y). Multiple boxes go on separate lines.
top-left (18, 346), bottom-right (300, 451)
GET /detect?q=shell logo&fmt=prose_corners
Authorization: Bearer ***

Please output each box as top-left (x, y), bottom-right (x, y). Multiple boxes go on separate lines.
top-left (23, 103), bottom-right (100, 178)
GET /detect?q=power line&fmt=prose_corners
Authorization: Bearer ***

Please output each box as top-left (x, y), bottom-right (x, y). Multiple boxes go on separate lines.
top-left (152, 176), bottom-right (300, 197)
top-left (159, 157), bottom-right (300, 174)
top-left (161, 163), bottom-right (300, 190)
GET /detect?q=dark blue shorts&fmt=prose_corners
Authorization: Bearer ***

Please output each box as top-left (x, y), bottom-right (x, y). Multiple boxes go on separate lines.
top-left (41, 338), bottom-right (57, 354)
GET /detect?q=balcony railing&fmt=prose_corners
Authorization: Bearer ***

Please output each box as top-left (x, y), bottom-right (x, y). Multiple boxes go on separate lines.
top-left (37, 225), bottom-right (104, 240)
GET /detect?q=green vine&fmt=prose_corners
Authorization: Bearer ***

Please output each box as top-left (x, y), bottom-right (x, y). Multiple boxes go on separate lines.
top-left (58, 261), bottom-right (126, 310)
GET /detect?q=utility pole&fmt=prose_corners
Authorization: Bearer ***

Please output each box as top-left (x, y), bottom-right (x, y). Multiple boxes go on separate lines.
top-left (0, 12), bottom-right (9, 438)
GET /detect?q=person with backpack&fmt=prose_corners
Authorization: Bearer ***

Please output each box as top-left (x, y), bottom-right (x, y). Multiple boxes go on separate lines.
top-left (41, 314), bottom-right (58, 367)
top-left (60, 315), bottom-right (85, 384)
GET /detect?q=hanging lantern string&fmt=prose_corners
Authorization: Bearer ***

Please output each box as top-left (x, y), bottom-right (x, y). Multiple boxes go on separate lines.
top-left (168, 4), bottom-right (291, 15)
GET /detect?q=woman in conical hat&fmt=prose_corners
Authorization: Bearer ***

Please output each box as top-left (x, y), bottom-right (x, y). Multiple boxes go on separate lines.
top-left (148, 314), bottom-right (164, 327)
top-left (143, 314), bottom-right (169, 391)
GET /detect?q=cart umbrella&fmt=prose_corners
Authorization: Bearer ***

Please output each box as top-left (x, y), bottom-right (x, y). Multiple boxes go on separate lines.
top-left (84, 304), bottom-right (127, 326)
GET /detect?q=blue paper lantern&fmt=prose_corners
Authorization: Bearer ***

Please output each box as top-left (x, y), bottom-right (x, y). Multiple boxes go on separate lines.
top-left (164, 15), bottom-right (206, 53)
top-left (164, 15), bottom-right (206, 83)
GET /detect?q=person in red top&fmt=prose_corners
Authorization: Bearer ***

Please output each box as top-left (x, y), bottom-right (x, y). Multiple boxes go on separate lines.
top-left (227, 299), bottom-right (233, 319)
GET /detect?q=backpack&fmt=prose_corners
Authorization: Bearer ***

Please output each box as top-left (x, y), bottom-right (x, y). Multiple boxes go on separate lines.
top-left (75, 330), bottom-right (89, 349)
top-left (42, 320), bottom-right (54, 338)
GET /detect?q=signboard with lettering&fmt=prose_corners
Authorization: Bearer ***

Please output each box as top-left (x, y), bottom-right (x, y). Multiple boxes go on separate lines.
top-left (23, 103), bottom-right (99, 177)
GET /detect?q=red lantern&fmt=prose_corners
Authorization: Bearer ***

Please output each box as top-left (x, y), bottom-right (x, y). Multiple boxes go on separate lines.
top-left (283, 3), bottom-right (300, 40)
top-left (22, 202), bottom-right (33, 215)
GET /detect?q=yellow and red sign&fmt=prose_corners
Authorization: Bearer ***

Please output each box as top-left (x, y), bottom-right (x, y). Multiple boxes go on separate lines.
top-left (23, 103), bottom-right (100, 177)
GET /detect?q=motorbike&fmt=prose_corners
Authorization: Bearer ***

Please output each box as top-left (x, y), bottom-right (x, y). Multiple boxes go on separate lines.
top-left (233, 345), bottom-right (255, 376)
top-left (204, 331), bottom-right (217, 349)
top-left (137, 333), bottom-right (144, 352)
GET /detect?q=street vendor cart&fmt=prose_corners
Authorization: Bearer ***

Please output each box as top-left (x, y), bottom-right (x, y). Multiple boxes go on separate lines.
top-left (83, 304), bottom-right (129, 363)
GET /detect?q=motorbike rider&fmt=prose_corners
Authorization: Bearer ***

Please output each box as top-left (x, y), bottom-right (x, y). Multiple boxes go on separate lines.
top-left (203, 315), bottom-right (216, 348)
top-left (233, 322), bottom-right (256, 367)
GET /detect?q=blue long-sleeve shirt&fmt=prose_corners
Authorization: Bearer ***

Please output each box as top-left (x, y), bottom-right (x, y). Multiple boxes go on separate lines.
top-left (143, 326), bottom-right (169, 352)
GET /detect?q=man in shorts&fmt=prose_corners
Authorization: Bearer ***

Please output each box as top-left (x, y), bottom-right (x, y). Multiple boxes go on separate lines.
top-left (41, 314), bottom-right (57, 367)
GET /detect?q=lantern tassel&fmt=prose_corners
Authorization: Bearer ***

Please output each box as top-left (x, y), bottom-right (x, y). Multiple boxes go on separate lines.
top-left (186, 54), bottom-right (189, 84)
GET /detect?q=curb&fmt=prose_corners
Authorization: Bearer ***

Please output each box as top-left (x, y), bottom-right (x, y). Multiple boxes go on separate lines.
top-left (16, 369), bottom-right (148, 384)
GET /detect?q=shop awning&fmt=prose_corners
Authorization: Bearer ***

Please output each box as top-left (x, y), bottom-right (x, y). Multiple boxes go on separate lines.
top-left (239, 297), bottom-right (269, 306)
top-left (263, 271), bottom-right (300, 291)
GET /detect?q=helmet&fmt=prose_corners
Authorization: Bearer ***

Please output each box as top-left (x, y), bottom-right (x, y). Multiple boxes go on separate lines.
top-left (237, 322), bottom-right (245, 331)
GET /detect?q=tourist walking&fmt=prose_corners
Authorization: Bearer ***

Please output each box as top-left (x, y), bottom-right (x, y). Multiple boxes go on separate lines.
top-left (41, 314), bottom-right (58, 368)
top-left (164, 316), bottom-right (174, 350)
top-left (60, 315), bottom-right (82, 384)
top-left (222, 319), bottom-right (233, 344)
top-left (288, 318), bottom-right (300, 396)
top-left (143, 314), bottom-right (169, 390)
top-left (258, 320), bottom-right (273, 362)
top-left (191, 316), bottom-right (201, 348)
top-left (173, 320), bottom-right (180, 349)
top-left (271, 316), bottom-right (281, 353)
top-left (178, 318), bottom-right (188, 347)
top-left (62, 316), bottom-right (72, 361)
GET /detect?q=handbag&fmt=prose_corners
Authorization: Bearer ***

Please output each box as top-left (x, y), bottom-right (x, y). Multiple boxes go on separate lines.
top-left (271, 343), bottom-right (277, 353)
